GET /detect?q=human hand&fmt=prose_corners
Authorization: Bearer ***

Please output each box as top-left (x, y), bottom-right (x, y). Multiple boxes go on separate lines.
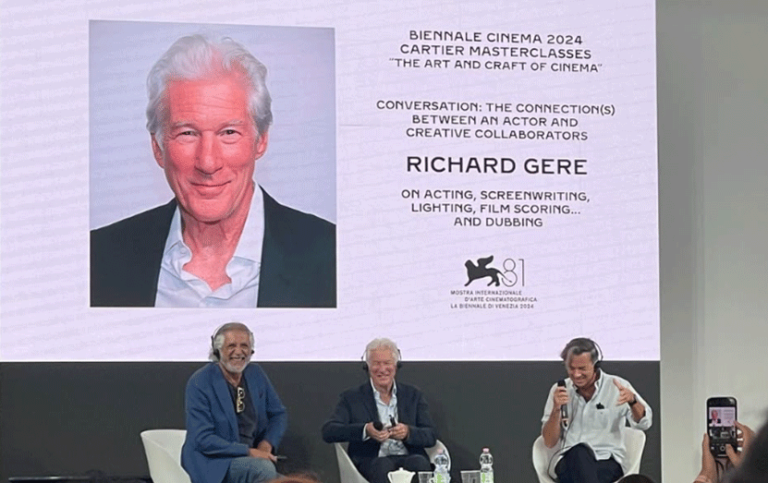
top-left (249, 447), bottom-right (277, 462)
top-left (697, 433), bottom-right (718, 483)
top-left (365, 422), bottom-right (391, 443)
top-left (553, 385), bottom-right (568, 410)
top-left (389, 423), bottom-right (410, 441)
top-left (613, 379), bottom-right (636, 406)
top-left (725, 421), bottom-right (756, 467)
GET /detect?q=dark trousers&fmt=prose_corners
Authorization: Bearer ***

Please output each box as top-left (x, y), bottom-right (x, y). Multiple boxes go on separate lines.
top-left (555, 444), bottom-right (623, 483)
top-left (359, 455), bottom-right (431, 483)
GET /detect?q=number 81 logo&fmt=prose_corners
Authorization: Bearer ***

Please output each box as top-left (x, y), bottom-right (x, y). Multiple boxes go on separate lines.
top-left (501, 258), bottom-right (525, 287)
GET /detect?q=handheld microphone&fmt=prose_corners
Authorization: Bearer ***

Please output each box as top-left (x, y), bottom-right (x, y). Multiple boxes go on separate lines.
top-left (557, 379), bottom-right (568, 428)
top-left (373, 421), bottom-right (384, 431)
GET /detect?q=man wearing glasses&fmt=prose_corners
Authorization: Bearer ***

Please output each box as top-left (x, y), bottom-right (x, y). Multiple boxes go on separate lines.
top-left (182, 323), bottom-right (287, 483)
top-left (322, 338), bottom-right (436, 483)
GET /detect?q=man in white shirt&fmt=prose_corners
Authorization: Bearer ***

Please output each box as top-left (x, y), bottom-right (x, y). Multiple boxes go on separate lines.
top-left (90, 34), bottom-right (335, 308)
top-left (541, 337), bottom-right (653, 483)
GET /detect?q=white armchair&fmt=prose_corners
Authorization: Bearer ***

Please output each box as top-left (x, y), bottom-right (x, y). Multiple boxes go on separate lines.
top-left (140, 429), bottom-right (192, 483)
top-left (531, 428), bottom-right (646, 483)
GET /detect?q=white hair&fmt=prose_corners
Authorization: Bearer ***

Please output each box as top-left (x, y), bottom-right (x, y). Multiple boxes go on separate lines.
top-left (146, 34), bottom-right (273, 147)
top-left (209, 322), bottom-right (255, 362)
top-left (364, 338), bottom-right (400, 365)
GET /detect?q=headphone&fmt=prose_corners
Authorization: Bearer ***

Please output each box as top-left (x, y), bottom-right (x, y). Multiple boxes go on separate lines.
top-left (361, 340), bottom-right (403, 372)
top-left (210, 322), bottom-right (255, 361)
top-left (560, 337), bottom-right (603, 370)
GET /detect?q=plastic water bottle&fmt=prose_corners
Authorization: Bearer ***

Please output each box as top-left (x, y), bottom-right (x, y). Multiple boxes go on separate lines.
top-left (479, 448), bottom-right (493, 483)
top-left (434, 449), bottom-right (450, 483)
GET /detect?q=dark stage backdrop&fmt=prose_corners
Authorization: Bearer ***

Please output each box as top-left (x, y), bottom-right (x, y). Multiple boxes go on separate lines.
top-left (0, 362), bottom-right (660, 483)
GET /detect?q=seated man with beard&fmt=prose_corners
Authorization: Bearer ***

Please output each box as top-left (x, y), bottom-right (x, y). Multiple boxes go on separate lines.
top-left (182, 322), bottom-right (287, 483)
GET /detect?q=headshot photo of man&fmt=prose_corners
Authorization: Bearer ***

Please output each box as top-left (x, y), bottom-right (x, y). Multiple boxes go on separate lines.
top-left (89, 23), bottom-right (336, 308)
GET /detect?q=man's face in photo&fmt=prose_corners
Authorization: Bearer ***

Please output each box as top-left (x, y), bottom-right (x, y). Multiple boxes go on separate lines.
top-left (152, 72), bottom-right (268, 224)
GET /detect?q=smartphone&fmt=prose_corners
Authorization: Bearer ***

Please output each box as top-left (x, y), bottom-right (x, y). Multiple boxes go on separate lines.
top-left (707, 396), bottom-right (738, 457)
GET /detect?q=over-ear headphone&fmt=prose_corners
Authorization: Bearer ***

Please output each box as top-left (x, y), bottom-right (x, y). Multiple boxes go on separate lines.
top-left (593, 339), bottom-right (603, 370)
top-left (560, 337), bottom-right (603, 370)
top-left (210, 322), bottom-right (255, 361)
top-left (361, 339), bottom-right (403, 372)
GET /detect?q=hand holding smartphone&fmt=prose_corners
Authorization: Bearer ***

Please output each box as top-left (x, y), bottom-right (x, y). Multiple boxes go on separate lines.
top-left (707, 396), bottom-right (738, 457)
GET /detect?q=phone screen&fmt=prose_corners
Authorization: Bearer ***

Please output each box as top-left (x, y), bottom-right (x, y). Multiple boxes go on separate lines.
top-left (708, 399), bottom-right (737, 456)
top-left (708, 406), bottom-right (736, 428)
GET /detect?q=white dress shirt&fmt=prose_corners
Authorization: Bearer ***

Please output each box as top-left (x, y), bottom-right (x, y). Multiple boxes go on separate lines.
top-left (155, 189), bottom-right (265, 308)
top-left (540, 371), bottom-right (652, 476)
top-left (362, 380), bottom-right (408, 457)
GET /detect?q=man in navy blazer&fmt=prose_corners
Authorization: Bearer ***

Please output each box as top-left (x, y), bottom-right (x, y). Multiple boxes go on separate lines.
top-left (182, 322), bottom-right (287, 483)
top-left (90, 187), bottom-right (335, 308)
top-left (90, 34), bottom-right (335, 309)
top-left (322, 338), bottom-right (436, 483)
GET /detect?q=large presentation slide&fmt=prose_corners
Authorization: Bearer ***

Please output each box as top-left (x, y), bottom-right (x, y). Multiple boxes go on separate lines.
top-left (0, 0), bottom-right (658, 362)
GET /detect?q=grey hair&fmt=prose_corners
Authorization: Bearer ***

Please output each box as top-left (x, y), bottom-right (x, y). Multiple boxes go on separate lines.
top-left (209, 322), bottom-right (255, 362)
top-left (364, 338), bottom-right (400, 365)
top-left (146, 34), bottom-right (273, 147)
top-left (560, 337), bottom-right (600, 365)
